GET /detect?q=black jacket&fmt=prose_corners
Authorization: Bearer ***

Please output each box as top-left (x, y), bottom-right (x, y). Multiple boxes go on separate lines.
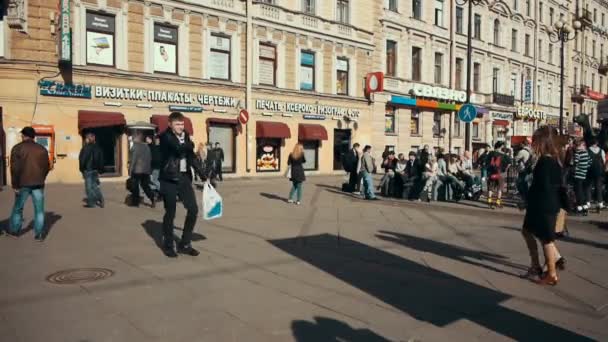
top-left (527, 156), bottom-right (563, 213)
top-left (79, 143), bottom-right (104, 174)
top-left (159, 129), bottom-right (206, 182)
top-left (150, 144), bottom-right (162, 170)
top-left (405, 159), bottom-right (420, 178)
top-left (288, 154), bottom-right (306, 182)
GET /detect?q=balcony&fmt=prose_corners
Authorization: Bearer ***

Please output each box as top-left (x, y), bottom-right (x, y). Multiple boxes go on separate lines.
top-left (211, 0), bottom-right (235, 9)
top-left (580, 9), bottom-right (593, 28)
top-left (600, 59), bottom-right (608, 76)
top-left (571, 84), bottom-right (588, 104)
top-left (492, 93), bottom-right (515, 106)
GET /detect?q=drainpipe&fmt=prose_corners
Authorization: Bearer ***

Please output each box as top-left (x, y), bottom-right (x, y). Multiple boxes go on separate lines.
top-left (246, 0), bottom-right (253, 173)
top-left (448, 0), bottom-right (455, 154)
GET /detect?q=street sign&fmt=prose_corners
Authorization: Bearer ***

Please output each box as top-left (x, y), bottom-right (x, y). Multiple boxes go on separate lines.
top-left (59, 0), bottom-right (71, 64)
top-left (239, 109), bottom-right (249, 124)
top-left (524, 80), bottom-right (533, 103)
top-left (458, 104), bottom-right (477, 123)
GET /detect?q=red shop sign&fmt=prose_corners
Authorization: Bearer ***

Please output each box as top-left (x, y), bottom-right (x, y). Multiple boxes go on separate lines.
top-left (586, 89), bottom-right (606, 100)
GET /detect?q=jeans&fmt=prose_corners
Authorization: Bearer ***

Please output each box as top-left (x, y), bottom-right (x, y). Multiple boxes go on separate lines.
top-left (10, 187), bottom-right (45, 235)
top-left (150, 169), bottom-right (160, 192)
top-left (361, 171), bottom-right (376, 199)
top-left (161, 173), bottom-right (199, 247)
top-left (129, 173), bottom-right (155, 205)
top-left (289, 181), bottom-right (303, 202)
top-left (83, 171), bottom-right (103, 207)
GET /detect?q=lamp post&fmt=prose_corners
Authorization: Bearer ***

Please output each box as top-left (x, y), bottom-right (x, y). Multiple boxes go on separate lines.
top-left (455, 0), bottom-right (483, 152)
top-left (549, 18), bottom-right (582, 135)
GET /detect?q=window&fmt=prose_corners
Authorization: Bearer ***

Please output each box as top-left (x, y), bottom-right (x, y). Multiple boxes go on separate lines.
top-left (548, 43), bottom-right (553, 64)
top-left (574, 67), bottom-right (578, 87)
top-left (388, 0), bottom-right (398, 12)
top-left (455, 58), bottom-right (464, 90)
top-left (302, 141), bottom-right (319, 171)
top-left (601, 76), bottom-right (604, 94)
top-left (513, 0), bottom-right (518, 11)
top-left (386, 40), bottom-right (397, 76)
top-left (538, 39), bottom-right (543, 60)
top-left (539, 2), bottom-right (543, 22)
top-left (385, 107), bottom-right (396, 134)
top-left (493, 19), bottom-right (500, 45)
top-left (456, 7), bottom-right (464, 34)
top-left (86, 12), bottom-right (116, 66)
top-left (511, 29), bottom-right (518, 51)
top-left (594, 8), bottom-right (597, 22)
top-left (302, 0), bottom-right (315, 14)
top-left (473, 123), bottom-right (480, 138)
top-left (435, 0), bottom-right (444, 27)
top-left (259, 43), bottom-right (276, 86)
top-left (492, 67), bottom-right (499, 93)
top-left (412, 0), bottom-right (422, 20)
top-left (434, 52), bottom-right (443, 84)
top-left (336, 58), bottom-right (349, 95)
top-left (526, 0), bottom-right (531, 16)
top-left (525, 34), bottom-right (531, 56)
top-left (537, 80), bottom-right (542, 102)
top-left (256, 139), bottom-right (281, 172)
top-left (592, 73), bottom-right (595, 90)
top-left (433, 112), bottom-right (442, 137)
top-left (154, 24), bottom-right (178, 74)
top-left (337, 0), bottom-right (349, 24)
top-left (410, 110), bottom-right (420, 135)
top-left (453, 115), bottom-right (461, 137)
top-left (300, 51), bottom-right (315, 91)
top-left (592, 40), bottom-right (596, 58)
top-left (547, 82), bottom-right (552, 105)
top-left (412, 47), bottom-right (422, 81)
top-left (549, 7), bottom-right (554, 25)
top-left (473, 62), bottom-right (481, 92)
top-left (474, 14), bottom-right (481, 39)
top-left (209, 34), bottom-right (231, 80)
top-left (510, 73), bottom-right (518, 98)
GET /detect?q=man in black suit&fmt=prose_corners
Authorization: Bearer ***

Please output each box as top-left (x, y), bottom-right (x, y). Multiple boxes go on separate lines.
top-left (344, 143), bottom-right (361, 192)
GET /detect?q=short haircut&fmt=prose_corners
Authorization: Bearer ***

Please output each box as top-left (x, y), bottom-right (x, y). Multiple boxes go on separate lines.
top-left (408, 151), bottom-right (416, 157)
top-left (363, 145), bottom-right (372, 152)
top-left (168, 112), bottom-right (185, 122)
top-left (215, 142), bottom-right (220, 146)
top-left (353, 143), bottom-right (360, 149)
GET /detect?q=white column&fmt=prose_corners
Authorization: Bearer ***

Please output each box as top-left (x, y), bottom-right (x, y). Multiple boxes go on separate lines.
top-left (295, 48), bottom-right (301, 91)
top-left (278, 40), bottom-right (286, 88)
top-left (178, 21), bottom-right (189, 77)
top-left (116, 3), bottom-right (129, 70)
top-left (72, 2), bottom-right (86, 66)
top-left (202, 20), bottom-right (209, 79)
top-left (232, 29), bottom-right (241, 83)
top-left (253, 38), bottom-right (259, 85)
top-left (349, 53), bottom-right (357, 97)
top-left (315, 48), bottom-right (323, 93)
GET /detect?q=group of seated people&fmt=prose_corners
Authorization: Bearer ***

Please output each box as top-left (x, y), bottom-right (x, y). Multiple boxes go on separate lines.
top-left (378, 146), bottom-right (480, 202)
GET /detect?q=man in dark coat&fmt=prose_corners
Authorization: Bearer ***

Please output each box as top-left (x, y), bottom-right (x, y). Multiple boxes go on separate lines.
top-left (344, 143), bottom-right (361, 192)
top-left (129, 131), bottom-right (155, 207)
top-left (79, 131), bottom-right (105, 208)
top-left (213, 142), bottom-right (225, 181)
top-left (8, 127), bottom-right (50, 241)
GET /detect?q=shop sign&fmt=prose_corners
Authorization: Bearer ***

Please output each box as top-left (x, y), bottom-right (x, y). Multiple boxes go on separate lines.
top-left (524, 80), bottom-right (533, 103)
top-left (94, 86), bottom-right (238, 107)
top-left (39, 81), bottom-right (92, 98)
top-left (586, 88), bottom-right (606, 101)
top-left (168, 105), bottom-right (203, 113)
top-left (303, 114), bottom-right (326, 120)
top-left (59, 0), bottom-right (71, 64)
top-left (545, 115), bottom-right (560, 126)
top-left (255, 100), bottom-right (360, 119)
top-left (490, 111), bottom-right (513, 121)
top-left (411, 83), bottom-right (466, 102)
top-left (516, 107), bottom-right (546, 121)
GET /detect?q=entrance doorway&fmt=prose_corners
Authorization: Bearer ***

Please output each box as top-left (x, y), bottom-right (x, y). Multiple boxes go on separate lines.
top-left (208, 124), bottom-right (236, 173)
top-left (333, 129), bottom-right (351, 170)
top-left (85, 126), bottom-right (122, 176)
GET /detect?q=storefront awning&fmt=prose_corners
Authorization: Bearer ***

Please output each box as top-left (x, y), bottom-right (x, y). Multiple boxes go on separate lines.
top-left (298, 124), bottom-right (328, 141)
top-left (78, 110), bottom-right (126, 131)
top-left (206, 118), bottom-right (239, 126)
top-left (150, 115), bottom-right (193, 135)
top-left (256, 121), bottom-right (291, 139)
top-left (492, 120), bottom-right (510, 127)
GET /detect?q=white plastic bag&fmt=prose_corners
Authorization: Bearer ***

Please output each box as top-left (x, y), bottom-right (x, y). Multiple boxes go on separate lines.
top-left (202, 181), bottom-right (223, 220)
top-left (285, 166), bottom-right (292, 179)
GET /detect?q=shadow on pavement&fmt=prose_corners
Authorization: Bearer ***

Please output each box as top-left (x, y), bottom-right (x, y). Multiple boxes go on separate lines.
top-left (0, 212), bottom-right (62, 237)
top-left (291, 316), bottom-right (390, 342)
top-left (269, 233), bottom-right (593, 341)
top-left (260, 192), bottom-right (289, 203)
top-left (141, 220), bottom-right (206, 252)
top-left (498, 225), bottom-right (608, 251)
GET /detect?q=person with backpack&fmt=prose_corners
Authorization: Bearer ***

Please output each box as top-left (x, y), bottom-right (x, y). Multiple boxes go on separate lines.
top-left (515, 138), bottom-right (534, 209)
top-left (573, 139), bottom-right (591, 215)
top-left (485, 141), bottom-right (510, 209)
top-left (587, 138), bottom-right (605, 212)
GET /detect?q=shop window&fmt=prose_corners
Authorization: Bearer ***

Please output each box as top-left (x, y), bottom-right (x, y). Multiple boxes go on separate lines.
top-left (85, 127), bottom-right (122, 176)
top-left (386, 40), bottom-right (397, 76)
top-left (256, 138), bottom-right (281, 172)
top-left (336, 0), bottom-right (350, 24)
top-left (259, 43), bottom-right (277, 86)
top-left (385, 106), bottom-right (396, 134)
top-left (209, 34), bottom-right (231, 80)
top-left (473, 123), bottom-right (480, 138)
top-left (410, 109), bottom-right (420, 135)
top-left (454, 115), bottom-right (461, 137)
top-left (456, 7), bottom-right (463, 34)
top-left (208, 124), bottom-right (236, 173)
top-left (433, 112), bottom-right (442, 137)
top-left (302, 141), bottom-right (319, 171)
top-left (86, 12), bottom-right (115, 67)
top-left (300, 51), bottom-right (315, 91)
top-left (153, 24), bottom-right (178, 74)
top-left (336, 57), bottom-right (349, 95)
top-left (412, 47), bottom-right (422, 81)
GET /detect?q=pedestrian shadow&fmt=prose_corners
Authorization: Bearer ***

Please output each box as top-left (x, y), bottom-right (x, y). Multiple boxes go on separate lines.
top-left (291, 316), bottom-right (390, 342)
top-left (260, 192), bottom-right (289, 203)
top-left (0, 212), bottom-right (62, 237)
top-left (269, 233), bottom-right (593, 341)
top-left (315, 184), bottom-right (361, 200)
top-left (498, 225), bottom-right (608, 251)
top-left (141, 220), bottom-right (207, 252)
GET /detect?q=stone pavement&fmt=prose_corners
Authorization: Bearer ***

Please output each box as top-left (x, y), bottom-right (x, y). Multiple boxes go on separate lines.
top-left (0, 176), bottom-right (607, 342)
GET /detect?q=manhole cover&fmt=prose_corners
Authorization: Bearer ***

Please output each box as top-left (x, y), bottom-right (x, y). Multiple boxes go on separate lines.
top-left (46, 268), bottom-right (114, 285)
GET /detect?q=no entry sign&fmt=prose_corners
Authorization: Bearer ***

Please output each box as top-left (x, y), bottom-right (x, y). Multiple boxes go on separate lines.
top-left (239, 109), bottom-right (249, 124)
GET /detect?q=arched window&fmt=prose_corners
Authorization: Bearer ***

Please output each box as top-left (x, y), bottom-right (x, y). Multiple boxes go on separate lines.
top-left (493, 19), bottom-right (500, 45)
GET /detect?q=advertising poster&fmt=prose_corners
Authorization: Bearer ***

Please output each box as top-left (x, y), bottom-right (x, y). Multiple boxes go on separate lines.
top-left (154, 24), bottom-right (178, 74)
top-left (256, 140), bottom-right (280, 172)
top-left (86, 12), bottom-right (115, 66)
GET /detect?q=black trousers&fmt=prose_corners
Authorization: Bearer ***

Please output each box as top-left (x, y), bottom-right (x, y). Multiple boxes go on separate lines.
top-left (217, 162), bottom-right (223, 181)
top-left (130, 173), bottom-right (154, 205)
top-left (587, 176), bottom-right (604, 204)
top-left (160, 173), bottom-right (199, 246)
top-left (348, 171), bottom-right (359, 192)
top-left (574, 179), bottom-right (588, 206)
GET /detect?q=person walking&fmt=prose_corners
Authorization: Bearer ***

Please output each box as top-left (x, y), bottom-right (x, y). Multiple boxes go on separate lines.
top-left (214, 142), bottom-right (225, 181)
top-left (521, 126), bottom-right (567, 285)
top-left (149, 135), bottom-right (162, 201)
top-left (360, 145), bottom-right (378, 200)
top-left (287, 143), bottom-right (306, 205)
top-left (485, 142), bottom-right (510, 209)
top-left (159, 112), bottom-right (208, 258)
top-left (7, 127), bottom-right (50, 241)
top-left (79, 131), bottom-right (105, 208)
top-left (128, 131), bottom-right (155, 208)
top-left (573, 139), bottom-right (590, 215)
top-left (587, 138), bottom-right (605, 212)
top-left (343, 143), bottom-right (361, 192)
top-left (515, 138), bottom-right (534, 209)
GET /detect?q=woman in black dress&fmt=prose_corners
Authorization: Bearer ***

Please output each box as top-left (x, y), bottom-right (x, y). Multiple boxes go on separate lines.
top-left (287, 143), bottom-right (306, 205)
top-left (521, 126), bottom-right (565, 285)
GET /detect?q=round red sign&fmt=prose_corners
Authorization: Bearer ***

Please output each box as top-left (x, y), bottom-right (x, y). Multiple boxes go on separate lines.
top-left (239, 109), bottom-right (249, 124)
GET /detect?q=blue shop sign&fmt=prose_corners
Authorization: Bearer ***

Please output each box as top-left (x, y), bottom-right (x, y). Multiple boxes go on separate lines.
top-left (39, 81), bottom-right (92, 99)
top-left (169, 105), bottom-right (203, 113)
top-left (303, 114), bottom-right (326, 120)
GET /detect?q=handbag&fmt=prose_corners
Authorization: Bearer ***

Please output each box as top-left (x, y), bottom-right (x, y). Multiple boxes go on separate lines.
top-left (285, 166), bottom-right (292, 179)
top-left (126, 177), bottom-right (136, 192)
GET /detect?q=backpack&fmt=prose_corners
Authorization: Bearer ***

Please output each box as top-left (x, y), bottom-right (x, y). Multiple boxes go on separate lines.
top-left (487, 153), bottom-right (502, 180)
top-left (588, 149), bottom-right (604, 178)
